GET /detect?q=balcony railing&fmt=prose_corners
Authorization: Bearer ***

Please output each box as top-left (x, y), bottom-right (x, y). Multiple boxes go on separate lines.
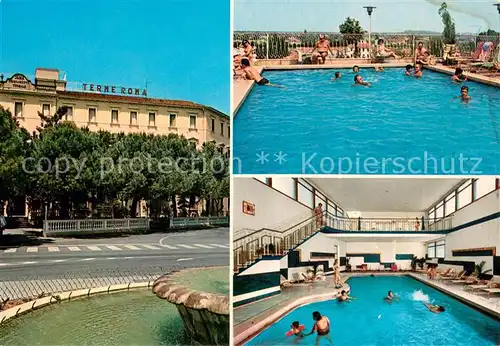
top-left (233, 211), bottom-right (453, 271)
top-left (234, 31), bottom-right (500, 61)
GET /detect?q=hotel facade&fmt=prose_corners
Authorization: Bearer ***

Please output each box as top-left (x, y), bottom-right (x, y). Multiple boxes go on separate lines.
top-left (0, 68), bottom-right (230, 219)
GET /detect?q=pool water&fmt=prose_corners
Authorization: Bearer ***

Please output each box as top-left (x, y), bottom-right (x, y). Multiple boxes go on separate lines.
top-left (0, 290), bottom-right (190, 345)
top-left (246, 276), bottom-right (500, 345)
top-left (233, 68), bottom-right (500, 174)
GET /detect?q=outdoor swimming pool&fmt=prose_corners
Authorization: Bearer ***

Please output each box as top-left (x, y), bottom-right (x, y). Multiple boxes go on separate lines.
top-left (245, 276), bottom-right (500, 345)
top-left (233, 68), bottom-right (500, 174)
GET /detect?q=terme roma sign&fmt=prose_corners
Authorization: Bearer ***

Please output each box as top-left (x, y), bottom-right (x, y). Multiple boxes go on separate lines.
top-left (82, 83), bottom-right (147, 96)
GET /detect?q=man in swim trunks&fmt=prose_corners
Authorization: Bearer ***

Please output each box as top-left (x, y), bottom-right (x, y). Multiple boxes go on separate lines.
top-left (377, 39), bottom-right (399, 59)
top-left (240, 58), bottom-right (284, 87)
top-left (311, 34), bottom-right (334, 65)
top-left (304, 311), bottom-right (333, 346)
top-left (414, 41), bottom-right (427, 65)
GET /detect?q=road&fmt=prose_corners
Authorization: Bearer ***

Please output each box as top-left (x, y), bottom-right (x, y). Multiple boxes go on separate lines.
top-left (0, 228), bottom-right (230, 280)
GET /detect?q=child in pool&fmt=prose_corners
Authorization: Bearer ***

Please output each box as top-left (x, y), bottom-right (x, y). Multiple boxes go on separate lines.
top-left (338, 290), bottom-right (356, 302)
top-left (454, 85), bottom-right (471, 103)
top-left (384, 290), bottom-right (400, 302)
top-left (286, 321), bottom-right (305, 339)
top-left (332, 71), bottom-right (342, 80)
top-left (405, 64), bottom-right (413, 76)
top-left (353, 74), bottom-right (370, 87)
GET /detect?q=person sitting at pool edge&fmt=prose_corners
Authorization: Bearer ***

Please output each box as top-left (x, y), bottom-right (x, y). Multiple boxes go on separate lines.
top-left (414, 63), bottom-right (423, 78)
top-left (424, 302), bottom-right (445, 314)
top-left (353, 65), bottom-right (360, 73)
top-left (354, 74), bottom-right (370, 86)
top-left (452, 68), bottom-right (467, 82)
top-left (240, 58), bottom-right (284, 88)
top-left (377, 39), bottom-right (400, 59)
top-left (374, 65), bottom-right (384, 72)
top-left (405, 64), bottom-right (413, 75)
top-left (304, 311), bottom-right (333, 346)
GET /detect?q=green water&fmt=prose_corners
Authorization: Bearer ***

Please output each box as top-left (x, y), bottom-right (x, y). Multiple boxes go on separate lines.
top-left (0, 290), bottom-right (188, 345)
top-left (172, 267), bottom-right (228, 295)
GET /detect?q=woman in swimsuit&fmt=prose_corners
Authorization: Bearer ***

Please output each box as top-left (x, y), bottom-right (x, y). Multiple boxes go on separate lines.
top-left (304, 311), bottom-right (333, 346)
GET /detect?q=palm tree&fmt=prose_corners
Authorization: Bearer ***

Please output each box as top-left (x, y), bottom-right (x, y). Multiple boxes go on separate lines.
top-left (474, 261), bottom-right (492, 279)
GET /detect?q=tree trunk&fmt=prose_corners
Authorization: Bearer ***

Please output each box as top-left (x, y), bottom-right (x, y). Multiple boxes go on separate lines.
top-left (130, 197), bottom-right (138, 218)
top-left (171, 196), bottom-right (177, 218)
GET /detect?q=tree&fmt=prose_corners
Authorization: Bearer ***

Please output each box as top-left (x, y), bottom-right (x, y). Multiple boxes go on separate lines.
top-left (339, 17), bottom-right (364, 45)
top-left (439, 2), bottom-right (456, 44)
top-left (0, 106), bottom-right (31, 214)
top-left (339, 17), bottom-right (364, 34)
top-left (478, 29), bottom-right (499, 36)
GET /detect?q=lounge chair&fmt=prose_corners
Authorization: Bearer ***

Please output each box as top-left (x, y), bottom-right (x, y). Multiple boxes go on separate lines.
top-left (292, 272), bottom-right (305, 283)
top-left (437, 268), bottom-right (452, 277)
top-left (280, 275), bottom-right (292, 288)
top-left (301, 272), bottom-right (315, 283)
top-left (440, 269), bottom-right (465, 281)
top-left (450, 272), bottom-right (477, 284)
top-left (466, 279), bottom-right (497, 292)
top-left (469, 45), bottom-right (500, 74)
top-left (479, 284), bottom-right (500, 298)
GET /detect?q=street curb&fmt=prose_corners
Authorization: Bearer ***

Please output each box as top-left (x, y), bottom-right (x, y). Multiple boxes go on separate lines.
top-left (0, 281), bottom-right (153, 325)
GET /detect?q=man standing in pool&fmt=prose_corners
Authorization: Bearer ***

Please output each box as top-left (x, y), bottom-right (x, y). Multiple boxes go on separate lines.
top-left (304, 311), bottom-right (333, 345)
top-left (454, 85), bottom-right (471, 103)
top-left (240, 58), bottom-right (284, 88)
top-left (311, 34), bottom-right (334, 64)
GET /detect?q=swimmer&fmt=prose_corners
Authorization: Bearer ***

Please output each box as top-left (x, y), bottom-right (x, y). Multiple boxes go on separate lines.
top-left (353, 74), bottom-right (370, 87)
top-left (451, 68), bottom-right (467, 82)
top-left (352, 65), bottom-right (360, 73)
top-left (240, 58), bottom-right (284, 88)
top-left (287, 321), bottom-right (305, 339)
top-left (453, 85), bottom-right (471, 103)
top-left (414, 63), bottom-right (423, 78)
top-left (423, 302), bottom-right (445, 314)
top-left (338, 290), bottom-right (356, 302)
top-left (405, 64), bottom-right (413, 76)
top-left (384, 290), bottom-right (400, 302)
top-left (374, 65), bottom-right (385, 72)
top-left (304, 311), bottom-right (333, 346)
top-left (331, 71), bottom-right (342, 80)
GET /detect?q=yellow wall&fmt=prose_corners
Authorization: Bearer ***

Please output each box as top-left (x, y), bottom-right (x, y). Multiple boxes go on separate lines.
top-left (0, 90), bottom-right (230, 148)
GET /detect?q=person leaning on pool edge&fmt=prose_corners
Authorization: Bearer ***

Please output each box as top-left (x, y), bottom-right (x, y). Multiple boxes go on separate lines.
top-left (240, 58), bottom-right (284, 88)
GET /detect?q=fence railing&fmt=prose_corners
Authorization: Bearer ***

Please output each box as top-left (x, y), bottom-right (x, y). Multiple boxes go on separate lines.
top-left (43, 218), bottom-right (150, 236)
top-left (43, 216), bottom-right (229, 236)
top-left (234, 31), bottom-right (500, 61)
top-left (233, 211), bottom-right (453, 271)
top-left (170, 216), bottom-right (229, 228)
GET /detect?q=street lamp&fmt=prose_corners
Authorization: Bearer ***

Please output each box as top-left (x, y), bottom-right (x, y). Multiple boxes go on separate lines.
top-left (495, 3), bottom-right (500, 29)
top-left (364, 6), bottom-right (376, 56)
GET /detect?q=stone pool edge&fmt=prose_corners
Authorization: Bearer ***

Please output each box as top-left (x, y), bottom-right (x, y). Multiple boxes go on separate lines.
top-left (233, 282), bottom-right (351, 346)
top-left (0, 281), bottom-right (152, 325)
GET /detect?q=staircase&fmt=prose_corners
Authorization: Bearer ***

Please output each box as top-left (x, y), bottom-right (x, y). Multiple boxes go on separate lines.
top-left (233, 212), bottom-right (453, 273)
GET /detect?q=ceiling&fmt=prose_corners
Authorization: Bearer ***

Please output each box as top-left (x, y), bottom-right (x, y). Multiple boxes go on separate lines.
top-left (309, 177), bottom-right (465, 212)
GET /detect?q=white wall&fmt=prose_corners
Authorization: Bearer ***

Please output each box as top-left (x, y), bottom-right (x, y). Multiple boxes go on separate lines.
top-left (347, 211), bottom-right (423, 218)
top-left (345, 241), bottom-right (425, 270)
top-left (444, 190), bottom-right (500, 276)
top-left (233, 178), bottom-right (313, 232)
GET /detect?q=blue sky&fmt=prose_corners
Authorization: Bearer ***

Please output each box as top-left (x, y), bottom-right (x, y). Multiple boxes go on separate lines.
top-left (235, 0), bottom-right (500, 33)
top-left (0, 0), bottom-right (230, 113)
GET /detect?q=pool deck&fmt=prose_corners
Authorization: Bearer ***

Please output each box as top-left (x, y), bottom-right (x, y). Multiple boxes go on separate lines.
top-left (233, 276), bottom-right (350, 345)
top-left (232, 62), bottom-right (500, 115)
top-left (233, 272), bottom-right (500, 345)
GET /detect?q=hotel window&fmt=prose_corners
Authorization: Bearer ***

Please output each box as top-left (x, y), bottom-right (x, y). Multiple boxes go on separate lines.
top-left (65, 106), bottom-right (73, 121)
top-left (189, 114), bottom-right (197, 129)
top-left (111, 110), bottom-right (119, 123)
top-left (220, 122), bottom-right (224, 136)
top-left (444, 192), bottom-right (455, 216)
top-left (297, 183), bottom-right (314, 209)
top-left (211, 119), bottom-right (215, 132)
top-left (427, 240), bottom-right (445, 258)
top-left (272, 177), bottom-right (295, 198)
top-left (88, 108), bottom-right (96, 122)
top-left (457, 180), bottom-right (472, 209)
top-left (475, 177), bottom-right (496, 200)
top-left (14, 102), bottom-right (23, 118)
top-left (130, 111), bottom-right (137, 125)
top-left (42, 104), bottom-right (51, 116)
top-left (149, 112), bottom-right (156, 126)
top-left (169, 114), bottom-right (176, 127)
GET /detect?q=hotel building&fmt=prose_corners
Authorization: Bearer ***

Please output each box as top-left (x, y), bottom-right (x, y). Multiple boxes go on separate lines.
top-left (0, 68), bottom-right (230, 219)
